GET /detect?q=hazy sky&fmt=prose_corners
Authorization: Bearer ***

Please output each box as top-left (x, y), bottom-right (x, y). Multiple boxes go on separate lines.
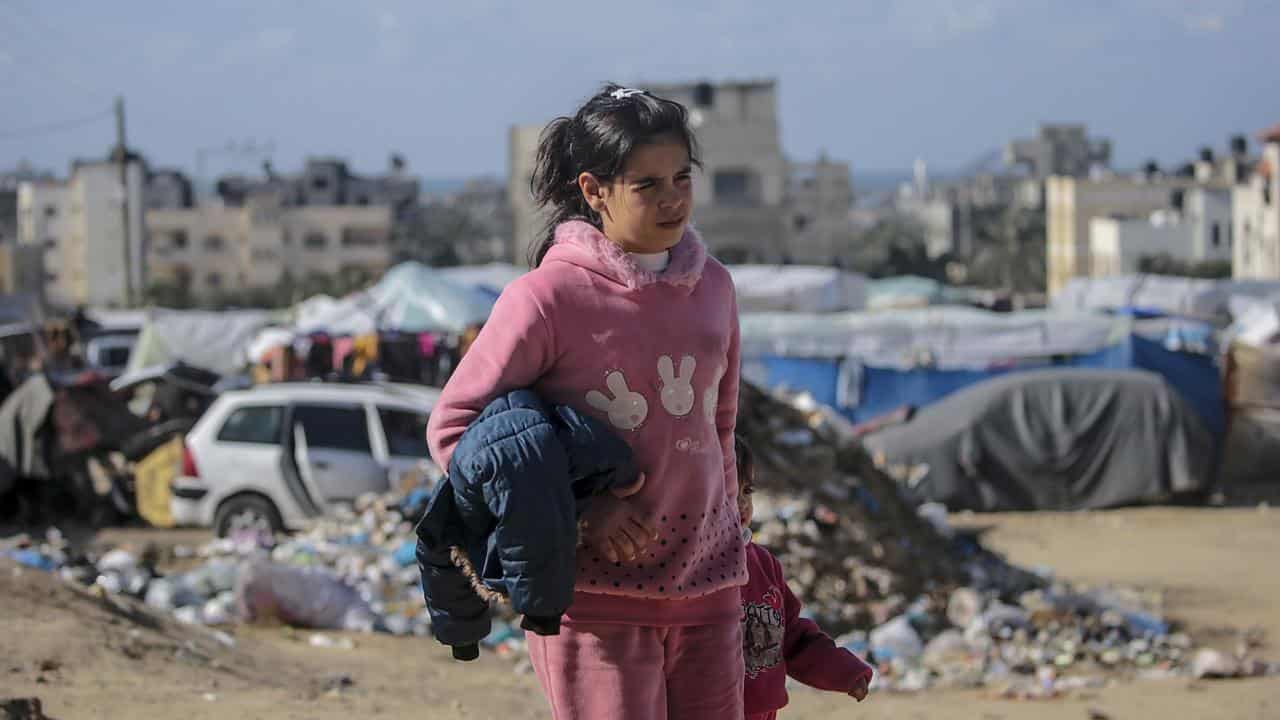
top-left (2, 0), bottom-right (1278, 182)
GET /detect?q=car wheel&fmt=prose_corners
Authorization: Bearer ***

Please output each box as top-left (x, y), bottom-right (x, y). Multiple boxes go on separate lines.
top-left (213, 494), bottom-right (283, 538)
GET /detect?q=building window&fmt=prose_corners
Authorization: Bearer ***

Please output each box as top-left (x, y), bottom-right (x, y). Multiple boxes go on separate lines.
top-left (1211, 223), bottom-right (1221, 247)
top-left (204, 234), bottom-right (225, 252)
top-left (206, 272), bottom-right (222, 288)
top-left (171, 231), bottom-right (188, 250)
top-left (312, 177), bottom-right (330, 191)
top-left (341, 227), bottom-right (384, 248)
top-left (304, 232), bottom-right (328, 250)
top-left (43, 237), bottom-right (57, 250)
top-left (44, 206), bottom-right (57, 218)
top-left (713, 169), bottom-right (758, 207)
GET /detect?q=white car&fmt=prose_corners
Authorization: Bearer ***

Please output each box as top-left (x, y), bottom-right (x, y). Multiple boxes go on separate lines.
top-left (172, 382), bottom-right (441, 536)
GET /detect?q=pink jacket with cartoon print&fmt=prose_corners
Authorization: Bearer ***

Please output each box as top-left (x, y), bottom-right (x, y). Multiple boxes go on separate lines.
top-left (426, 220), bottom-right (746, 626)
top-left (741, 542), bottom-right (874, 716)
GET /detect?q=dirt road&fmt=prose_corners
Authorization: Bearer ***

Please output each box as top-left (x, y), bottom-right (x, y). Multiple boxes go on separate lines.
top-left (2, 506), bottom-right (1276, 719)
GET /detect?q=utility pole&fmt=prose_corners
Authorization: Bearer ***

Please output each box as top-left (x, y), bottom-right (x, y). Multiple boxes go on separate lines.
top-left (114, 95), bottom-right (134, 306)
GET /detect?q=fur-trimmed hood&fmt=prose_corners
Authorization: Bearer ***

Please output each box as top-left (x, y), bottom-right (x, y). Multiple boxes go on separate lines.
top-left (541, 220), bottom-right (707, 292)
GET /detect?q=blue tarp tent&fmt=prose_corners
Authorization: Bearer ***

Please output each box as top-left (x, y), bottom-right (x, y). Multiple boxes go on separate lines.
top-left (741, 308), bottom-right (1225, 438)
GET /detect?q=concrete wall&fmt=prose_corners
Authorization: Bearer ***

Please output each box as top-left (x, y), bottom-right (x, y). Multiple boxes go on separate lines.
top-left (508, 124), bottom-right (544, 265)
top-left (1184, 187), bottom-right (1233, 263)
top-left (1089, 214), bottom-right (1195, 276)
top-left (70, 161), bottom-right (148, 307)
top-left (1047, 175), bottom-right (1197, 296)
top-left (145, 202), bottom-right (393, 298)
top-left (1233, 143), bottom-right (1280, 279)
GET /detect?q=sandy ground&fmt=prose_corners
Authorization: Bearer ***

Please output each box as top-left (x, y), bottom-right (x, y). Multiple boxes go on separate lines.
top-left (2, 505), bottom-right (1278, 720)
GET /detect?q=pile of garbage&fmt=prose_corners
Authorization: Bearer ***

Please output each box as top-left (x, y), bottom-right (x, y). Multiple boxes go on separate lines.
top-left (3, 382), bottom-right (1277, 695)
top-left (737, 382), bottom-right (1276, 693)
top-left (1, 489), bottom-right (437, 640)
top-left (737, 381), bottom-right (1042, 629)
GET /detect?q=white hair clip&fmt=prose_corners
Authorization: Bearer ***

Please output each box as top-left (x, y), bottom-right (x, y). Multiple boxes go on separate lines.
top-left (610, 88), bottom-right (646, 100)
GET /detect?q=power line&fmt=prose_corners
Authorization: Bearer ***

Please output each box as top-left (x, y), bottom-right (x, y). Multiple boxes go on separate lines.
top-left (0, 107), bottom-right (113, 140)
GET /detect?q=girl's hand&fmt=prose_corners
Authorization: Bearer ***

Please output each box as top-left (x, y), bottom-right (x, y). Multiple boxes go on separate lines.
top-left (848, 676), bottom-right (870, 702)
top-left (579, 473), bottom-right (658, 563)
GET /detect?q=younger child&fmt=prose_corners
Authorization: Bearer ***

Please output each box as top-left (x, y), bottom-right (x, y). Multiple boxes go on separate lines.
top-left (736, 436), bottom-right (873, 719)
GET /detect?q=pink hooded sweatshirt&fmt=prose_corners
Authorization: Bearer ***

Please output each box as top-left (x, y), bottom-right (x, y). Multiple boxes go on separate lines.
top-left (426, 220), bottom-right (746, 626)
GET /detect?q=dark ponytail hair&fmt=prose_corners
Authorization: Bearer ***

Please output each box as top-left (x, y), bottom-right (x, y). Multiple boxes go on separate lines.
top-left (528, 83), bottom-right (701, 267)
top-left (734, 433), bottom-right (755, 493)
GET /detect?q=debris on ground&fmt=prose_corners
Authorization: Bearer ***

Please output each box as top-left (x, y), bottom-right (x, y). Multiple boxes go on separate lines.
top-left (0, 697), bottom-right (54, 720)
top-left (1, 382), bottom-right (1276, 697)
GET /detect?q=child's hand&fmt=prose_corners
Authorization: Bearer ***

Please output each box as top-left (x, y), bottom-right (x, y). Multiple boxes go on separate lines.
top-left (848, 676), bottom-right (870, 702)
top-left (579, 473), bottom-right (658, 563)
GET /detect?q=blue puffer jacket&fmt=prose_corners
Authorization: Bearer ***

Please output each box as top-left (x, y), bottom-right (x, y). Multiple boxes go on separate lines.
top-left (414, 389), bottom-right (637, 660)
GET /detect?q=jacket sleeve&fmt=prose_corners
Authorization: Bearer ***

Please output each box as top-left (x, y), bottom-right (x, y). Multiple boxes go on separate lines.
top-left (716, 284), bottom-right (742, 501)
top-left (427, 281), bottom-right (556, 472)
top-left (777, 554), bottom-right (874, 691)
top-left (481, 417), bottom-right (578, 625)
top-left (414, 485), bottom-right (491, 655)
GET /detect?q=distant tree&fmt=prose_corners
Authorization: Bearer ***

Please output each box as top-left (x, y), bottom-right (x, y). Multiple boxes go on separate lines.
top-left (144, 280), bottom-right (193, 309)
top-left (1137, 254), bottom-right (1232, 279)
top-left (392, 203), bottom-right (476, 267)
top-left (275, 269), bottom-right (298, 305)
top-left (965, 205), bottom-right (1046, 293)
top-left (298, 272), bottom-right (337, 299)
top-left (335, 266), bottom-right (376, 295)
top-left (844, 215), bottom-right (949, 281)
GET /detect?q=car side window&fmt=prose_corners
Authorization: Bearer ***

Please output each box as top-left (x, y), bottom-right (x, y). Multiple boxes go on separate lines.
top-left (378, 408), bottom-right (431, 458)
top-left (216, 405), bottom-right (284, 444)
top-left (292, 404), bottom-right (372, 453)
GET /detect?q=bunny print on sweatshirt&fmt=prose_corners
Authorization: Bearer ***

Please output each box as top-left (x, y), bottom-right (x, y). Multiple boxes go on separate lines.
top-left (584, 355), bottom-right (720, 432)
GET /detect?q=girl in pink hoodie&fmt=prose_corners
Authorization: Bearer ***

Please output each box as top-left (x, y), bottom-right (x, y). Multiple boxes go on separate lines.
top-left (426, 84), bottom-right (746, 719)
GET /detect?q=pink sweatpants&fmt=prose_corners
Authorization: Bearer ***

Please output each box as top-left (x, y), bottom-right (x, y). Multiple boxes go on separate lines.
top-left (526, 620), bottom-right (744, 720)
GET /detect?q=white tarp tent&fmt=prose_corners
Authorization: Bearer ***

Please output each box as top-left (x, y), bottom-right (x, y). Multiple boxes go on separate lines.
top-left (293, 294), bottom-right (377, 337)
top-left (364, 263), bottom-right (495, 333)
top-left (1226, 292), bottom-right (1280, 348)
top-left (126, 309), bottom-right (278, 376)
top-left (288, 262), bottom-right (496, 338)
top-left (437, 263), bottom-right (527, 296)
top-left (1054, 275), bottom-right (1280, 322)
top-left (84, 308), bottom-right (148, 332)
top-left (740, 308), bottom-right (1127, 370)
top-left (865, 276), bottom-right (946, 310)
top-left (728, 265), bottom-right (868, 313)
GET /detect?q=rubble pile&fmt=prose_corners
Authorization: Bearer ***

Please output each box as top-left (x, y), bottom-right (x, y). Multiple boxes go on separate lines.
top-left (2, 382), bottom-right (1277, 695)
top-left (737, 381), bottom-right (1040, 629)
top-left (735, 383), bottom-right (1277, 692)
